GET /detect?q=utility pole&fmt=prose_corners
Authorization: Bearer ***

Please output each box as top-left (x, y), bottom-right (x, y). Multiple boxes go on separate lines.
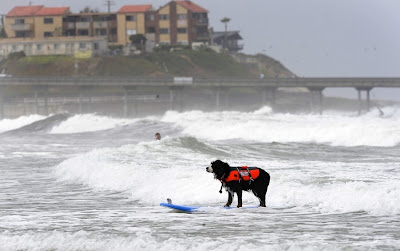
top-left (104, 0), bottom-right (115, 13)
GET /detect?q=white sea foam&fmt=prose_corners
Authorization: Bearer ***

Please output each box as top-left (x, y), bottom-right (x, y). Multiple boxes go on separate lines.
top-left (0, 230), bottom-right (345, 251)
top-left (268, 163), bottom-right (400, 215)
top-left (49, 114), bottom-right (139, 134)
top-left (161, 106), bottom-right (400, 147)
top-left (53, 138), bottom-right (400, 216)
top-left (53, 138), bottom-right (224, 205)
top-left (0, 114), bottom-right (46, 133)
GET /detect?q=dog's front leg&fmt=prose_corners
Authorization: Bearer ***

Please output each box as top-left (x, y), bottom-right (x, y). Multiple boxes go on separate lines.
top-left (225, 191), bottom-right (233, 207)
top-left (236, 190), bottom-right (242, 208)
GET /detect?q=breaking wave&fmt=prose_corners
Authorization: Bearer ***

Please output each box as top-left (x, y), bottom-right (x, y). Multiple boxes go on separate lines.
top-left (3, 105), bottom-right (400, 146)
top-left (0, 114), bottom-right (46, 133)
top-left (49, 114), bottom-right (140, 134)
top-left (161, 106), bottom-right (400, 147)
top-left (53, 137), bottom-right (400, 215)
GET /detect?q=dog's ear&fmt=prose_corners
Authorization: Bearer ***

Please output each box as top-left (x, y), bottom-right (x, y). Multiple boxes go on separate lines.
top-left (222, 161), bottom-right (230, 171)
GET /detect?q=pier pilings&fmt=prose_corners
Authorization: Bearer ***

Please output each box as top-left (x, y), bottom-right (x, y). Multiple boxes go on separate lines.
top-left (123, 86), bottom-right (137, 117)
top-left (0, 86), bottom-right (3, 120)
top-left (33, 86), bottom-right (49, 116)
top-left (260, 87), bottom-right (277, 108)
top-left (356, 87), bottom-right (373, 115)
top-left (308, 87), bottom-right (325, 115)
top-left (169, 86), bottom-right (184, 112)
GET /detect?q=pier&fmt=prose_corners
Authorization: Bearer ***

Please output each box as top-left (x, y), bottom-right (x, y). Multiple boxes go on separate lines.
top-left (0, 77), bottom-right (399, 118)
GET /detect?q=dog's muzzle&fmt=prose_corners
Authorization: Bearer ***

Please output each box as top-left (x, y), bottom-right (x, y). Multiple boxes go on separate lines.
top-left (206, 166), bottom-right (213, 173)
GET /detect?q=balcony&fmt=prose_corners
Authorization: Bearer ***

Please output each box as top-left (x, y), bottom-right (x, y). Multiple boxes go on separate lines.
top-left (193, 18), bottom-right (208, 25)
top-left (227, 43), bottom-right (244, 52)
top-left (94, 21), bottom-right (108, 29)
top-left (109, 20), bottom-right (117, 27)
top-left (75, 22), bottom-right (90, 29)
top-left (10, 23), bottom-right (32, 31)
top-left (63, 22), bottom-right (75, 29)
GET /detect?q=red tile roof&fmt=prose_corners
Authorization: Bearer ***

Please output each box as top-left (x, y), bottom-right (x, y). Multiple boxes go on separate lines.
top-left (6, 5), bottom-right (44, 17)
top-left (35, 7), bottom-right (70, 16)
top-left (175, 1), bottom-right (208, 13)
top-left (118, 5), bottom-right (152, 13)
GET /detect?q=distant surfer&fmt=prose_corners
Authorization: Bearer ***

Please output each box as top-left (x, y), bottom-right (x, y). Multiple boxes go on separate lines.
top-left (155, 133), bottom-right (161, 140)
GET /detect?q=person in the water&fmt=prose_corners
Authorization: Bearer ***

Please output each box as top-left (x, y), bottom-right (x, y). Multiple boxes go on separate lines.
top-left (155, 133), bottom-right (161, 140)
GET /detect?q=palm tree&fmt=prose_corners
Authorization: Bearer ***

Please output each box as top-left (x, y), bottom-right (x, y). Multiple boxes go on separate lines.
top-left (220, 17), bottom-right (230, 50)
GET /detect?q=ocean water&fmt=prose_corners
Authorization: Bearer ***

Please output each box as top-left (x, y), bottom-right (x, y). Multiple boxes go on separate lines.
top-left (0, 107), bottom-right (400, 250)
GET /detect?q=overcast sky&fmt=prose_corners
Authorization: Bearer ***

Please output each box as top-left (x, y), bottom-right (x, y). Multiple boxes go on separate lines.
top-left (1, 0), bottom-right (400, 100)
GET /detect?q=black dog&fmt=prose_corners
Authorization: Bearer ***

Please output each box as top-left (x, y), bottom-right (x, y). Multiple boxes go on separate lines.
top-left (206, 160), bottom-right (270, 208)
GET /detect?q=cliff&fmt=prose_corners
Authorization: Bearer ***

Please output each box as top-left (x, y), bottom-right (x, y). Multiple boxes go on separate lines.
top-left (0, 49), bottom-right (294, 78)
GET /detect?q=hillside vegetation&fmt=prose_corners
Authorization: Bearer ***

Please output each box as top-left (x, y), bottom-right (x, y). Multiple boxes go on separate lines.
top-left (0, 49), bottom-right (294, 78)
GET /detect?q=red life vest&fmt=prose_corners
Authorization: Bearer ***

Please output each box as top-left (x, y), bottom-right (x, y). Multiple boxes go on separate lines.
top-left (223, 166), bottom-right (260, 182)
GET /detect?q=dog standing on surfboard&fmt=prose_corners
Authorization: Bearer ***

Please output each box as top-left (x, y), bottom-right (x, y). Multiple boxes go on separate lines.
top-left (206, 160), bottom-right (270, 208)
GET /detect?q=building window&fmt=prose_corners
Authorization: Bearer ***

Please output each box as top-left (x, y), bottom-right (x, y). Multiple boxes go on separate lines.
top-left (93, 42), bottom-right (99, 50)
top-left (79, 17), bottom-right (91, 22)
top-left (177, 28), bottom-right (187, 34)
top-left (15, 19), bottom-right (25, 24)
top-left (126, 29), bottom-right (137, 35)
top-left (95, 29), bottom-right (107, 36)
top-left (44, 32), bottom-right (53, 37)
top-left (12, 45), bottom-right (18, 51)
top-left (159, 14), bottom-right (169, 20)
top-left (79, 42), bottom-right (86, 49)
top-left (147, 27), bottom-right (155, 33)
top-left (159, 28), bottom-right (169, 34)
top-left (126, 15), bottom-right (136, 21)
top-left (65, 30), bottom-right (76, 36)
top-left (146, 13), bottom-right (154, 21)
top-left (16, 31), bottom-right (28, 38)
top-left (78, 29), bottom-right (89, 36)
top-left (54, 44), bottom-right (60, 50)
top-left (110, 28), bottom-right (117, 35)
top-left (37, 44), bottom-right (43, 50)
top-left (177, 14), bottom-right (187, 20)
top-left (44, 18), bottom-right (53, 24)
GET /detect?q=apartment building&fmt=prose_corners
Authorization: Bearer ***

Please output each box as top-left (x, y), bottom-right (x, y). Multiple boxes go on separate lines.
top-left (63, 12), bottom-right (118, 43)
top-left (116, 5), bottom-right (156, 46)
top-left (1, 1), bottom-right (210, 54)
top-left (157, 1), bottom-right (209, 46)
top-left (4, 5), bottom-right (69, 39)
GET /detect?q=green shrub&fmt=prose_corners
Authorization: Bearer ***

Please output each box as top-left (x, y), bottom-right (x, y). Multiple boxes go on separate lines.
top-left (7, 51), bottom-right (25, 60)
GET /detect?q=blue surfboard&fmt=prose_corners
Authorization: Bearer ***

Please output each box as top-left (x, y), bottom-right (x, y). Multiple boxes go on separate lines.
top-left (160, 203), bottom-right (201, 212)
top-left (160, 199), bottom-right (258, 212)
